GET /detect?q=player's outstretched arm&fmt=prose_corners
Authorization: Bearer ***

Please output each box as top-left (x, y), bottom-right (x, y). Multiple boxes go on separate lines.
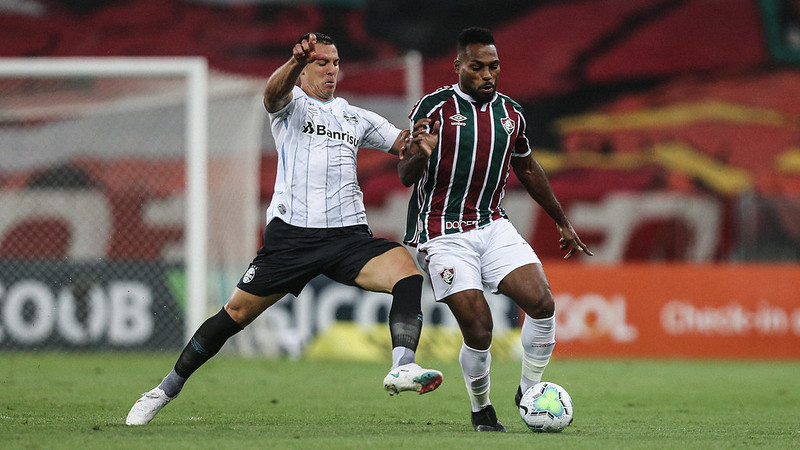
top-left (398, 119), bottom-right (440, 186)
top-left (388, 129), bottom-right (411, 156)
top-left (511, 154), bottom-right (593, 259)
top-left (263, 33), bottom-right (324, 113)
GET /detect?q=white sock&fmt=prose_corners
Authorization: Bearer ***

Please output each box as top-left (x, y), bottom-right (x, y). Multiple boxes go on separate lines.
top-left (459, 342), bottom-right (492, 412)
top-left (392, 346), bottom-right (415, 369)
top-left (520, 314), bottom-right (555, 393)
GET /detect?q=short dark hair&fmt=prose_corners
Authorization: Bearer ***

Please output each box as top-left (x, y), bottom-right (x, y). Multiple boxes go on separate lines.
top-left (296, 32), bottom-right (335, 46)
top-left (457, 27), bottom-right (495, 52)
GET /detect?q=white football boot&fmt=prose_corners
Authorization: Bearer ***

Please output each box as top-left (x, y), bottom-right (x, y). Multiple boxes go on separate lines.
top-left (383, 363), bottom-right (443, 396)
top-left (125, 387), bottom-right (176, 425)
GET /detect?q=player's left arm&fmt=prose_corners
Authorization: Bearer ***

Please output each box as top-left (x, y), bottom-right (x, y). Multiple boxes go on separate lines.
top-left (511, 153), bottom-right (593, 260)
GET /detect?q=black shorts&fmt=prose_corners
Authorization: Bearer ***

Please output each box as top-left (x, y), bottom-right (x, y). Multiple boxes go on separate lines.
top-left (236, 219), bottom-right (402, 296)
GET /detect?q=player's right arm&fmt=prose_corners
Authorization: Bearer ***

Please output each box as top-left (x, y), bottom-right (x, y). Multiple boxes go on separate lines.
top-left (263, 33), bottom-right (319, 113)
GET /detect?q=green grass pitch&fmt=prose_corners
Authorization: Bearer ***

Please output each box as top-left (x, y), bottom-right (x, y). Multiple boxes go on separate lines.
top-left (2, 353), bottom-right (799, 449)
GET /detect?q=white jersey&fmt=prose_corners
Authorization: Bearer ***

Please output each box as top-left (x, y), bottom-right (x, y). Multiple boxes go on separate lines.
top-left (267, 85), bottom-right (401, 228)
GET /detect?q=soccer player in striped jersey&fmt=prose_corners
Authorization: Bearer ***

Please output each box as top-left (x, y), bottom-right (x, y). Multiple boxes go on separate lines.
top-left (399, 27), bottom-right (593, 432)
top-left (126, 32), bottom-right (442, 426)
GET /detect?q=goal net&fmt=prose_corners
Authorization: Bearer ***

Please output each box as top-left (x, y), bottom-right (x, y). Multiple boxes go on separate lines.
top-left (0, 58), bottom-right (264, 350)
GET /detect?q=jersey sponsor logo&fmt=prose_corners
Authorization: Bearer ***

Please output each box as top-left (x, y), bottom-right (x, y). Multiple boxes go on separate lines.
top-left (445, 220), bottom-right (478, 229)
top-left (449, 113), bottom-right (468, 126)
top-left (302, 120), bottom-right (359, 147)
top-left (501, 117), bottom-right (515, 135)
top-left (242, 265), bottom-right (256, 284)
top-left (342, 111), bottom-right (359, 124)
top-left (439, 267), bottom-right (455, 285)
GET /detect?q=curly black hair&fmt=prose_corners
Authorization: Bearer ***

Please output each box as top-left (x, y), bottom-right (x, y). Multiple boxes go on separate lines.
top-left (457, 27), bottom-right (495, 52)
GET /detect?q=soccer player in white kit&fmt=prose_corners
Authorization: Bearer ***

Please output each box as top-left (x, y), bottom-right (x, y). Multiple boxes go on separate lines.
top-left (126, 32), bottom-right (442, 426)
top-left (399, 27), bottom-right (593, 432)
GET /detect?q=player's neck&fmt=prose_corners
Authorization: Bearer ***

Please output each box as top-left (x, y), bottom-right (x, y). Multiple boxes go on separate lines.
top-left (302, 85), bottom-right (335, 103)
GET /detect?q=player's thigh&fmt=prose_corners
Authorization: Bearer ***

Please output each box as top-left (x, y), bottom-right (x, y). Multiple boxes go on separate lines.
top-left (481, 218), bottom-right (541, 293)
top-left (355, 246), bottom-right (420, 293)
top-left (418, 236), bottom-right (483, 301)
top-left (497, 263), bottom-right (554, 318)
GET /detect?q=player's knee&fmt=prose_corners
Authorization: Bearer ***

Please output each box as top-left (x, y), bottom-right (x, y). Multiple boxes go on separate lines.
top-left (525, 290), bottom-right (555, 319)
top-left (460, 316), bottom-right (493, 349)
top-left (392, 252), bottom-right (422, 279)
top-left (224, 290), bottom-right (275, 327)
top-left (463, 327), bottom-right (493, 350)
top-left (223, 303), bottom-right (250, 327)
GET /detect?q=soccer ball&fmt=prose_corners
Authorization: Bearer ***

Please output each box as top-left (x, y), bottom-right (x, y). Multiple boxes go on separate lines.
top-left (518, 381), bottom-right (574, 432)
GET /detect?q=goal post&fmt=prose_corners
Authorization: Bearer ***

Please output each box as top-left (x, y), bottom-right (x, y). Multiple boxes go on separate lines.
top-left (0, 57), bottom-right (263, 348)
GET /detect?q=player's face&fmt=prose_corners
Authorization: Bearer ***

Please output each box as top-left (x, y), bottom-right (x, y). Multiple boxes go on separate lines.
top-left (300, 43), bottom-right (340, 101)
top-left (455, 43), bottom-right (500, 104)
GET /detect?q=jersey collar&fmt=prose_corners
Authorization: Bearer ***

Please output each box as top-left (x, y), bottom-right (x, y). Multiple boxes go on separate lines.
top-left (309, 96), bottom-right (336, 105)
top-left (300, 86), bottom-right (336, 104)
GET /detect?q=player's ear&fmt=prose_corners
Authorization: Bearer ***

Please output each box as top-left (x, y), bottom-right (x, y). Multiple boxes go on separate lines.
top-left (453, 59), bottom-right (460, 73)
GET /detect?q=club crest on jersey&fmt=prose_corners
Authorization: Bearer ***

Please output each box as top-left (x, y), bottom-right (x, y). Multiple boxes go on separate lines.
top-left (501, 117), bottom-right (515, 135)
top-left (242, 266), bottom-right (256, 284)
top-left (439, 267), bottom-right (455, 285)
top-left (449, 113), bottom-right (468, 126)
top-left (342, 111), bottom-right (359, 124)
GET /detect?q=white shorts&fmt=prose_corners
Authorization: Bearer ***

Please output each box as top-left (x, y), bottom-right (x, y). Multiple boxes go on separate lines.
top-left (416, 218), bottom-right (541, 301)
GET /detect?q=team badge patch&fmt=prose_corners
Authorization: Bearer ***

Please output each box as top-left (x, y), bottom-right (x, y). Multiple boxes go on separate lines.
top-left (343, 111), bottom-right (359, 124)
top-left (449, 113), bottom-right (467, 126)
top-left (242, 266), bottom-right (256, 284)
top-left (439, 267), bottom-right (455, 285)
top-left (501, 117), bottom-right (515, 135)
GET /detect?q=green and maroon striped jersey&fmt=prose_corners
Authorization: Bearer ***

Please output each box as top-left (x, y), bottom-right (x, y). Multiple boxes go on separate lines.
top-left (404, 84), bottom-right (532, 246)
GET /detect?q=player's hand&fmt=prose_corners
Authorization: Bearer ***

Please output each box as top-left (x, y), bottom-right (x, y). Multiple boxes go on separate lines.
top-left (292, 33), bottom-right (327, 65)
top-left (557, 223), bottom-right (593, 260)
top-left (400, 119), bottom-right (440, 160)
